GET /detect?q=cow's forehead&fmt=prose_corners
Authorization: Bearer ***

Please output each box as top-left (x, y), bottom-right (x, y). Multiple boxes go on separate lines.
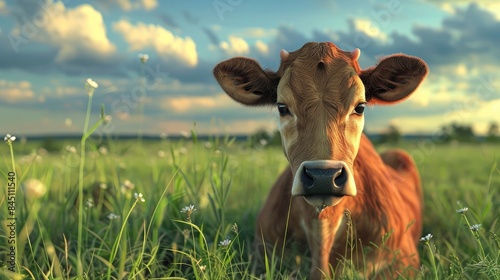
top-left (277, 42), bottom-right (361, 77)
top-left (276, 43), bottom-right (364, 114)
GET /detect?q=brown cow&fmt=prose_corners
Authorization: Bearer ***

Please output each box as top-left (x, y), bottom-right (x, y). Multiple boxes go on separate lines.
top-left (213, 42), bottom-right (427, 279)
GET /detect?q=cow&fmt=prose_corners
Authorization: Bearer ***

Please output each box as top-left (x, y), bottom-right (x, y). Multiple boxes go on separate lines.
top-left (213, 42), bottom-right (427, 279)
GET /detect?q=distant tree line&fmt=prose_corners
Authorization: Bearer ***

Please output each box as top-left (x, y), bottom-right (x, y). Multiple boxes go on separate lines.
top-left (486, 122), bottom-right (500, 143)
top-left (377, 124), bottom-right (401, 144)
top-left (248, 129), bottom-right (282, 147)
top-left (376, 121), bottom-right (500, 144)
top-left (250, 121), bottom-right (500, 147)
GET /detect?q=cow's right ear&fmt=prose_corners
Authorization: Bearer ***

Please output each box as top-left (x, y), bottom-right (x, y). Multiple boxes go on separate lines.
top-left (213, 57), bottom-right (279, 106)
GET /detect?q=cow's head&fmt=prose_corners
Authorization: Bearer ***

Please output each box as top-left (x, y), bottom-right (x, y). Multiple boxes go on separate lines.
top-left (213, 42), bottom-right (428, 210)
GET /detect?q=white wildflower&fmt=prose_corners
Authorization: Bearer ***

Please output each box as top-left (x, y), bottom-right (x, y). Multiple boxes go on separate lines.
top-left (204, 141), bottom-right (212, 149)
top-left (259, 139), bottom-right (268, 146)
top-left (199, 265), bottom-right (206, 272)
top-left (134, 192), bottom-right (145, 202)
top-left (470, 224), bottom-right (481, 231)
top-left (456, 207), bottom-right (468, 214)
top-left (4, 134), bottom-right (16, 143)
top-left (107, 213), bottom-right (120, 220)
top-left (121, 180), bottom-right (134, 193)
top-left (86, 197), bottom-right (94, 208)
top-left (178, 147), bottom-right (187, 155)
top-left (122, 180), bottom-right (134, 190)
top-left (103, 115), bottom-right (112, 124)
top-left (22, 178), bottom-right (46, 200)
top-left (420, 233), bottom-right (433, 242)
top-left (138, 53), bottom-right (149, 63)
top-left (37, 148), bottom-right (48, 156)
top-left (65, 118), bottom-right (73, 127)
top-left (181, 204), bottom-right (196, 222)
top-left (180, 130), bottom-right (190, 139)
top-left (84, 78), bottom-right (98, 96)
top-left (219, 238), bottom-right (231, 248)
top-left (157, 150), bottom-right (166, 158)
top-left (181, 205), bottom-right (196, 214)
top-left (98, 146), bottom-right (108, 155)
top-left (65, 145), bottom-right (77, 154)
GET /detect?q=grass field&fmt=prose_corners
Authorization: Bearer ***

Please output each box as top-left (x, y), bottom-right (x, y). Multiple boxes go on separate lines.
top-left (1, 132), bottom-right (499, 279)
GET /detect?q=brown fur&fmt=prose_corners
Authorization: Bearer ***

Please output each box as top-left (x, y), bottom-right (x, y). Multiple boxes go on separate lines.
top-left (213, 42), bottom-right (428, 279)
top-left (255, 135), bottom-right (422, 278)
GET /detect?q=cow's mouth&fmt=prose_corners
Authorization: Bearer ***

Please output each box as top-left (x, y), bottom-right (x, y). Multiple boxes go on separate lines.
top-left (292, 160), bottom-right (356, 210)
top-left (303, 195), bottom-right (345, 212)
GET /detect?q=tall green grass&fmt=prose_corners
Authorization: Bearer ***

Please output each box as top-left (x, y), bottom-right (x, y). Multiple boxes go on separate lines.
top-left (1, 127), bottom-right (499, 279)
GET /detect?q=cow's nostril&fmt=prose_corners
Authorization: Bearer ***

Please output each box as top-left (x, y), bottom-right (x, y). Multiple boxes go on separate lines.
top-left (334, 168), bottom-right (347, 188)
top-left (301, 168), bottom-right (314, 188)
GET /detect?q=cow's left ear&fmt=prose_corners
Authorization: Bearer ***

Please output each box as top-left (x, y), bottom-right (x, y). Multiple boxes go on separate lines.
top-left (360, 55), bottom-right (428, 104)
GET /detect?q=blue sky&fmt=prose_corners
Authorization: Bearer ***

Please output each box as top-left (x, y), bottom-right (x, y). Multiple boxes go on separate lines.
top-left (0, 0), bottom-right (498, 136)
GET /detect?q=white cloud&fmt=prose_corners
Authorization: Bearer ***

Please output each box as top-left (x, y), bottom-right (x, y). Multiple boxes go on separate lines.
top-left (155, 79), bottom-right (217, 93)
top-left (101, 0), bottom-right (158, 11)
top-left (406, 70), bottom-right (493, 107)
top-left (437, 1), bottom-right (500, 20)
top-left (40, 86), bottom-right (81, 97)
top-left (141, 0), bottom-right (158, 10)
top-left (407, 77), bottom-right (468, 107)
top-left (211, 25), bottom-right (222, 31)
top-left (480, 2), bottom-right (500, 20)
top-left (150, 118), bottom-right (275, 135)
top-left (455, 64), bottom-right (468, 76)
top-left (0, 80), bottom-right (35, 103)
top-left (439, 3), bottom-right (456, 14)
top-left (241, 28), bottom-right (277, 38)
top-left (113, 19), bottom-right (198, 67)
top-left (0, 0), bottom-right (7, 14)
top-left (220, 36), bottom-right (250, 56)
top-left (255, 40), bottom-right (269, 55)
top-left (353, 18), bottom-right (388, 42)
top-left (17, 1), bottom-right (116, 63)
top-left (161, 94), bottom-right (236, 113)
top-left (391, 98), bottom-right (500, 135)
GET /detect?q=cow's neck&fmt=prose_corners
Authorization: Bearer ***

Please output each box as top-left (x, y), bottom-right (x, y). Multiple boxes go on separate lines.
top-left (351, 134), bottom-right (391, 229)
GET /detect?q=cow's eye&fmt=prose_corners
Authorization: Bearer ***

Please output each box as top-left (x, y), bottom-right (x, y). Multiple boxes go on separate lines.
top-left (277, 103), bottom-right (291, 116)
top-left (353, 103), bottom-right (366, 115)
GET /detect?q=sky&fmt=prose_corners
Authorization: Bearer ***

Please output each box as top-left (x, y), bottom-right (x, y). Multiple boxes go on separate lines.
top-left (0, 0), bottom-right (498, 137)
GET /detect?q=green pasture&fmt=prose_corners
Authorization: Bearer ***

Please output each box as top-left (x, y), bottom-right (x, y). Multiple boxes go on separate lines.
top-left (1, 134), bottom-right (499, 279)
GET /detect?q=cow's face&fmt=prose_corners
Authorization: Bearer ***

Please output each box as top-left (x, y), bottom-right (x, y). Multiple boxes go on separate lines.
top-left (214, 42), bottom-right (428, 210)
top-left (275, 43), bottom-right (364, 208)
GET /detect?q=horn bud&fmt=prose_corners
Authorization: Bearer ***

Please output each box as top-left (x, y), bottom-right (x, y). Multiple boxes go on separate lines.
top-left (280, 49), bottom-right (289, 61)
top-left (351, 48), bottom-right (361, 61)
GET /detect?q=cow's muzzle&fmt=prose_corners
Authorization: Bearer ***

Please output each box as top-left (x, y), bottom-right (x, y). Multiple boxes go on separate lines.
top-left (291, 160), bottom-right (356, 209)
